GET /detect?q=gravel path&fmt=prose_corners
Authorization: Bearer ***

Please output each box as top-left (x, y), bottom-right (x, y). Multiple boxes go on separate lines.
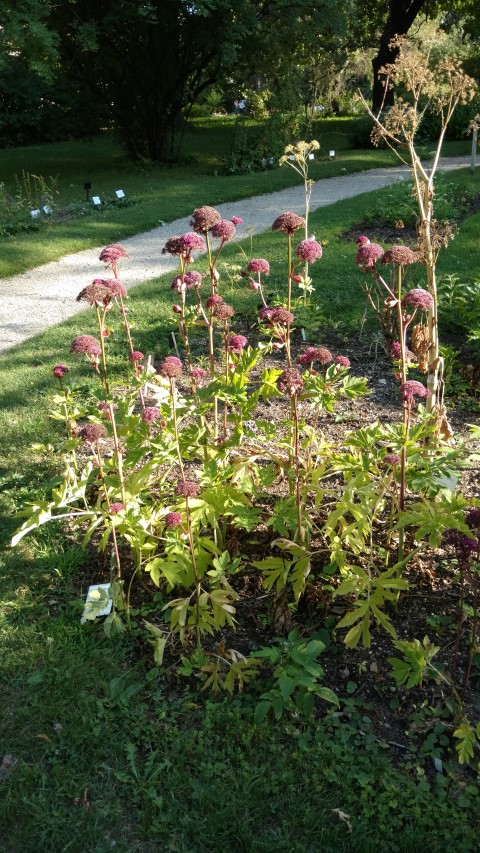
top-left (0, 155), bottom-right (471, 353)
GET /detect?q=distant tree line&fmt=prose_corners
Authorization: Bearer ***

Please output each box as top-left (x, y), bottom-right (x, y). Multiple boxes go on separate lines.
top-left (0, 0), bottom-right (478, 156)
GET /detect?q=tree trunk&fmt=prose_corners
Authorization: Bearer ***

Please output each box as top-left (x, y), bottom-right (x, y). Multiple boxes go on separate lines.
top-left (371, 0), bottom-right (428, 113)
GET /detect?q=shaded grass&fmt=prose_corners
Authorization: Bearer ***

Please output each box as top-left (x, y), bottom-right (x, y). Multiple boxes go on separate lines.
top-left (0, 115), bottom-right (472, 278)
top-left (2, 174), bottom-right (480, 851)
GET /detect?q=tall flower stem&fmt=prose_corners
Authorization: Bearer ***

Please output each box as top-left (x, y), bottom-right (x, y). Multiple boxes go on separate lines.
top-left (169, 378), bottom-right (185, 478)
top-left (109, 403), bottom-right (127, 506)
top-left (96, 448), bottom-right (123, 581)
top-left (185, 497), bottom-right (202, 651)
top-left (95, 305), bottom-right (110, 394)
top-left (287, 233), bottom-right (293, 313)
top-left (292, 394), bottom-right (304, 544)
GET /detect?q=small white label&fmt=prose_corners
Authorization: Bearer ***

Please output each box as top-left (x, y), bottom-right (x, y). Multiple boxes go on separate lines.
top-left (115, 189), bottom-right (125, 198)
top-left (80, 583), bottom-right (112, 623)
top-left (31, 209), bottom-right (41, 218)
top-left (288, 155), bottom-right (295, 161)
top-left (92, 195), bottom-right (101, 205)
top-left (43, 205), bottom-right (52, 215)
top-left (329, 150), bottom-right (336, 158)
top-left (308, 153), bottom-right (315, 160)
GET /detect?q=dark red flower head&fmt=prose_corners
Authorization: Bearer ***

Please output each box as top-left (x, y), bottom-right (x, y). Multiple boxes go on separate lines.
top-left (272, 212), bottom-right (306, 235)
top-left (141, 406), bottom-right (161, 423)
top-left (356, 243), bottom-right (384, 271)
top-left (269, 307), bottom-right (295, 326)
top-left (381, 246), bottom-right (418, 267)
top-left (76, 281), bottom-right (112, 306)
top-left (403, 288), bottom-right (433, 310)
top-left (227, 334), bottom-right (248, 353)
top-left (109, 502), bottom-right (125, 514)
top-left (277, 368), bottom-right (304, 396)
top-left (158, 356), bottom-right (183, 379)
top-left (247, 258), bottom-right (270, 275)
top-left (53, 364), bottom-right (69, 379)
top-left (78, 423), bottom-right (107, 443)
top-left (129, 350), bottom-right (144, 362)
top-left (211, 219), bottom-right (236, 242)
top-left (401, 380), bottom-right (430, 402)
top-left (164, 511), bottom-right (183, 529)
top-left (296, 238), bottom-right (322, 263)
top-left (104, 279), bottom-right (127, 298)
top-left (231, 216), bottom-right (243, 225)
top-left (174, 480), bottom-right (200, 498)
top-left (99, 244), bottom-right (129, 266)
top-left (213, 302), bottom-right (235, 321)
top-left (190, 205), bottom-right (222, 233)
top-left (70, 335), bottom-right (102, 357)
top-left (206, 294), bottom-right (223, 309)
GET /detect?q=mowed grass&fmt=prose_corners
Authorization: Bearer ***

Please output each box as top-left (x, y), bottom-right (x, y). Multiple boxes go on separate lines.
top-left (2, 175), bottom-right (480, 851)
top-left (0, 115), bottom-right (472, 277)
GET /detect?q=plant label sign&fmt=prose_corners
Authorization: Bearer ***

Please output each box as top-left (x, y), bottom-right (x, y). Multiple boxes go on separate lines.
top-left (80, 583), bottom-right (112, 623)
top-left (92, 196), bottom-right (101, 205)
top-left (115, 189), bottom-right (125, 198)
top-left (30, 209), bottom-right (41, 218)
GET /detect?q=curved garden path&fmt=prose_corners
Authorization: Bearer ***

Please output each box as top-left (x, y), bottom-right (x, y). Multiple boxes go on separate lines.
top-left (0, 155), bottom-right (471, 353)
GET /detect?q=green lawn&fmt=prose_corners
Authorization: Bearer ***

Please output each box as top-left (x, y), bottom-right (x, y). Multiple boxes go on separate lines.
top-left (0, 115), bottom-right (472, 278)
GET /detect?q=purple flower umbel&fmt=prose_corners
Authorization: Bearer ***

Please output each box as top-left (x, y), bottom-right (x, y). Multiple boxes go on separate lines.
top-left (53, 364), bottom-right (69, 379)
top-left (141, 406), bottom-right (161, 423)
top-left (296, 238), bottom-right (322, 263)
top-left (158, 356), bottom-right (183, 379)
top-left (211, 219), bottom-right (236, 242)
top-left (99, 244), bottom-right (129, 266)
top-left (70, 335), bottom-right (102, 357)
top-left (174, 480), bottom-right (200, 498)
top-left (401, 380), bottom-right (430, 402)
top-left (78, 423), bottom-right (107, 443)
top-left (164, 511), bottom-right (183, 529)
top-left (247, 258), bottom-right (270, 275)
top-left (272, 211), bottom-right (306, 235)
top-left (190, 205), bottom-right (222, 233)
top-left (403, 289), bottom-right (433, 310)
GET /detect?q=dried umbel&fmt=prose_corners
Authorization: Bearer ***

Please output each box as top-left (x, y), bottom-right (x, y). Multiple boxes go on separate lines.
top-left (158, 356), bottom-right (183, 379)
top-left (272, 211), bottom-right (306, 235)
top-left (78, 423), bottom-right (107, 443)
top-left (247, 258), bottom-right (270, 275)
top-left (70, 335), bottom-right (102, 357)
top-left (211, 219), bottom-right (236, 242)
top-left (410, 322), bottom-right (431, 372)
top-left (296, 238), bottom-right (322, 263)
top-left (174, 480), bottom-right (201, 498)
top-left (381, 246), bottom-right (418, 267)
top-left (356, 242), bottom-right (384, 271)
top-left (403, 288), bottom-right (433, 310)
top-left (190, 205), bottom-right (221, 233)
top-left (164, 512), bottom-right (183, 529)
top-left (99, 244), bottom-right (129, 266)
top-left (76, 281), bottom-right (112, 306)
top-left (277, 368), bottom-right (304, 396)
